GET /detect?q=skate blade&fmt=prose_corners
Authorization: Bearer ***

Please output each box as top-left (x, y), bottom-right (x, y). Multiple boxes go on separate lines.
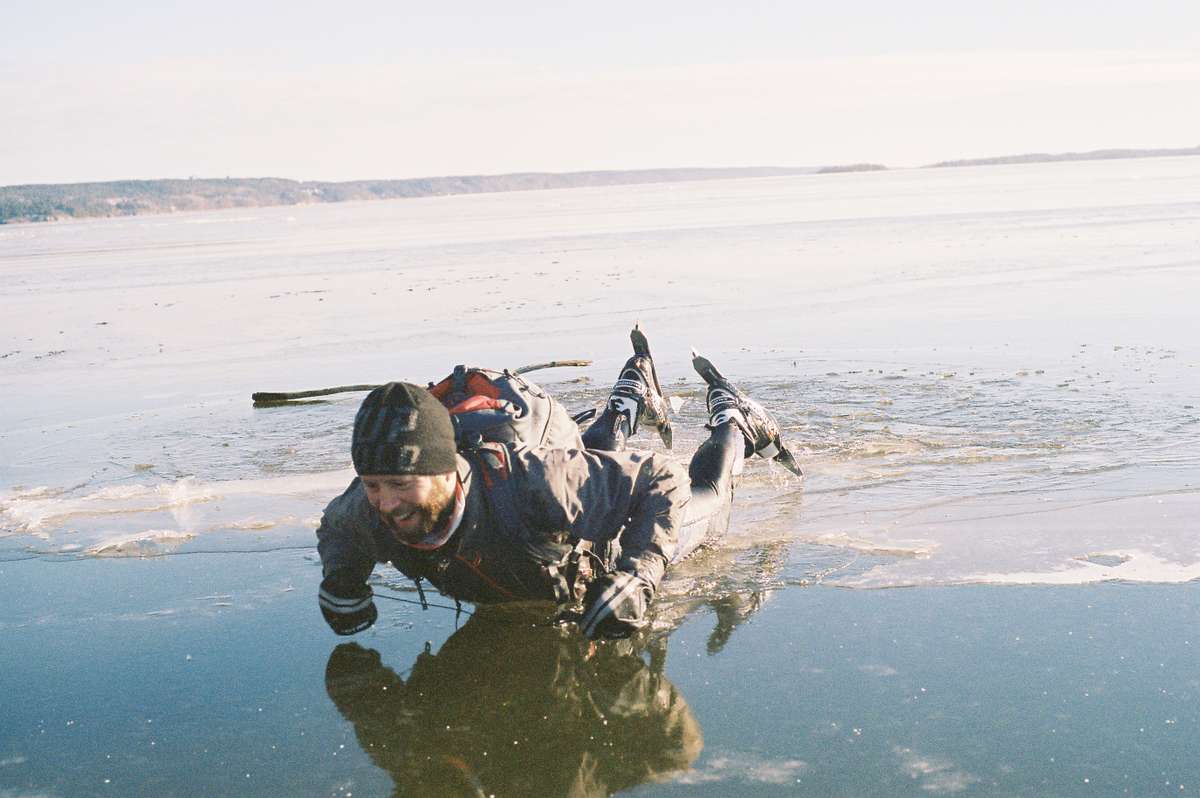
top-left (630, 323), bottom-right (665, 397)
top-left (690, 349), bottom-right (727, 387)
top-left (630, 323), bottom-right (651, 357)
top-left (656, 420), bottom-right (673, 449)
top-left (772, 445), bottom-right (804, 477)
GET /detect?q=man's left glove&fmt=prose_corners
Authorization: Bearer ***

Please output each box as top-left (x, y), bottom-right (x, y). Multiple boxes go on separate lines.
top-left (580, 571), bottom-right (653, 639)
top-left (319, 572), bottom-right (378, 635)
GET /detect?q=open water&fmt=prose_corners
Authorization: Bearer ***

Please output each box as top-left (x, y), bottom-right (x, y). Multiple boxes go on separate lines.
top-left (2, 158), bottom-right (1198, 795)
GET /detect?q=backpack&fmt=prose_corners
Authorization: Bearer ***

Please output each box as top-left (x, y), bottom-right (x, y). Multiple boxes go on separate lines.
top-left (427, 366), bottom-right (584, 452)
top-left (423, 366), bottom-right (603, 603)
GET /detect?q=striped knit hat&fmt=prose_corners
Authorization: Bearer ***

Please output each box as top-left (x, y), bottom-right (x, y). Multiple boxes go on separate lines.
top-left (351, 382), bottom-right (457, 475)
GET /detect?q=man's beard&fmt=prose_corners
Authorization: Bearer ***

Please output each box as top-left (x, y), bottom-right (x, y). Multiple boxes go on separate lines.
top-left (382, 478), bottom-right (457, 546)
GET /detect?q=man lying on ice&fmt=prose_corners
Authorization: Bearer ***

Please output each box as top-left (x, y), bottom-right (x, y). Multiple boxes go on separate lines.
top-left (316, 325), bottom-right (802, 639)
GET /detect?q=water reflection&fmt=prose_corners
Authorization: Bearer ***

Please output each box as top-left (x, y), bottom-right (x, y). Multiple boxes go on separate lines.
top-left (325, 610), bottom-right (701, 797)
top-left (643, 554), bottom-right (780, 663)
top-left (324, 539), bottom-right (812, 795)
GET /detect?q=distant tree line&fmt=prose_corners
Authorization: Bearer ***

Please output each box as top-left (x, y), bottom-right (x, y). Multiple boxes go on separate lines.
top-left (925, 145), bottom-right (1200, 169)
top-left (0, 168), bottom-right (823, 224)
top-left (815, 163), bottom-right (887, 174)
top-left (8, 147), bottom-right (1194, 224)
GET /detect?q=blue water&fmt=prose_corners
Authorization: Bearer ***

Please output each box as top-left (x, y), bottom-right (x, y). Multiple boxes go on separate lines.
top-left (3, 551), bottom-right (1198, 795)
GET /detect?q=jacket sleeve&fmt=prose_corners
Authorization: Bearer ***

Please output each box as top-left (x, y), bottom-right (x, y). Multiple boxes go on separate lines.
top-left (316, 479), bottom-right (385, 633)
top-left (316, 477), bottom-right (381, 584)
top-left (512, 447), bottom-right (689, 594)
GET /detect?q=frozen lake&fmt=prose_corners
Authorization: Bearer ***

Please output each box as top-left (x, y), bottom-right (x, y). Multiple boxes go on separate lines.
top-left (2, 158), bottom-right (1199, 795)
top-left (3, 156), bottom-right (1197, 585)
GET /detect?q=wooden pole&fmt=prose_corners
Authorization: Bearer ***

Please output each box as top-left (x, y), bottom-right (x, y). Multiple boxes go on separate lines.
top-left (251, 384), bottom-right (382, 404)
top-left (512, 359), bottom-right (592, 375)
top-left (251, 359), bottom-right (592, 405)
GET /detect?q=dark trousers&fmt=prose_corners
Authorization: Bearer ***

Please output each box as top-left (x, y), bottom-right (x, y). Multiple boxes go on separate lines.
top-left (581, 409), bottom-right (742, 562)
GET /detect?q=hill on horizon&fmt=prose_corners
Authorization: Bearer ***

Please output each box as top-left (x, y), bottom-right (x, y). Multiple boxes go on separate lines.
top-left (4, 145), bottom-right (1198, 225)
top-left (0, 167), bottom-right (827, 225)
top-left (924, 144), bottom-right (1200, 168)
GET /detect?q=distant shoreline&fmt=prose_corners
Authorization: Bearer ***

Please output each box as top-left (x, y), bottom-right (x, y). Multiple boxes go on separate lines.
top-left (924, 145), bottom-right (1200, 169)
top-left (2, 146), bottom-right (1197, 225)
top-left (0, 167), bottom-right (823, 225)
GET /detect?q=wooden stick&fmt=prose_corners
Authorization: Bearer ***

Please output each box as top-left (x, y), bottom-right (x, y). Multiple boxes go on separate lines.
top-left (513, 359), bottom-right (592, 375)
top-left (251, 359), bottom-right (592, 405)
top-left (252, 384), bottom-right (382, 403)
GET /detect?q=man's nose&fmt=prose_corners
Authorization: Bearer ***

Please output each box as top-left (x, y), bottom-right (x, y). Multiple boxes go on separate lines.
top-left (375, 489), bottom-right (405, 514)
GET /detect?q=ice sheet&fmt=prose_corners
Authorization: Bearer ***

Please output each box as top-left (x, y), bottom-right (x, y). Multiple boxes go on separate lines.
top-left (2, 158), bottom-right (1197, 583)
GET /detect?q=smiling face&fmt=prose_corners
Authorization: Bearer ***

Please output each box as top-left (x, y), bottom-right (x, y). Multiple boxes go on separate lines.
top-left (361, 471), bottom-right (458, 546)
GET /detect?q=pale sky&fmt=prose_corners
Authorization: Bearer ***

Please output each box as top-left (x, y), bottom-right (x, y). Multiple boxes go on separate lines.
top-left (4, 1), bottom-right (1199, 185)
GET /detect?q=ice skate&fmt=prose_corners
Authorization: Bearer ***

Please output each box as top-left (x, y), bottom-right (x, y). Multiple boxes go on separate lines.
top-left (691, 349), bottom-right (802, 476)
top-left (604, 323), bottom-right (673, 448)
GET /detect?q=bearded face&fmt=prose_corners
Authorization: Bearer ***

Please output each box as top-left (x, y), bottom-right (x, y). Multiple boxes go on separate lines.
top-left (361, 472), bottom-right (458, 546)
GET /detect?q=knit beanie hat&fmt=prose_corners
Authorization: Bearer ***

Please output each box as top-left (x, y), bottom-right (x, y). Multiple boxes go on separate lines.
top-left (352, 382), bottom-right (458, 475)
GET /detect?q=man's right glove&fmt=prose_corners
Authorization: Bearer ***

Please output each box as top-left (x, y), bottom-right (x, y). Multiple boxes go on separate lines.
top-left (580, 571), bottom-right (653, 639)
top-left (319, 573), bottom-right (378, 635)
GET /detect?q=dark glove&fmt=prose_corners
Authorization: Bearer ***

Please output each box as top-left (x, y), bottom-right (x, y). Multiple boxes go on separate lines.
top-left (580, 571), bottom-right (652, 639)
top-left (325, 643), bottom-right (383, 685)
top-left (319, 573), bottom-right (378, 635)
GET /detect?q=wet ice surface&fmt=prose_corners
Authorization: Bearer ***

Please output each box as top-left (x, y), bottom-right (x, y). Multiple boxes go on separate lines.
top-left (3, 156), bottom-right (1197, 584)
top-left (2, 158), bottom-right (1200, 794)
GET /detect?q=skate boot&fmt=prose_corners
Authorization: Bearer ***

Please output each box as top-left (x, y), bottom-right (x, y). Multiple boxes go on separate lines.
top-left (691, 349), bottom-right (802, 476)
top-left (604, 324), bottom-right (673, 448)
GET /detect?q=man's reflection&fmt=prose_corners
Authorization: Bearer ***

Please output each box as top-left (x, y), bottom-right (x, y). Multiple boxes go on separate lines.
top-left (653, 539), bottom-right (788, 655)
top-left (325, 608), bottom-right (701, 797)
top-left (325, 540), bottom-right (792, 796)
